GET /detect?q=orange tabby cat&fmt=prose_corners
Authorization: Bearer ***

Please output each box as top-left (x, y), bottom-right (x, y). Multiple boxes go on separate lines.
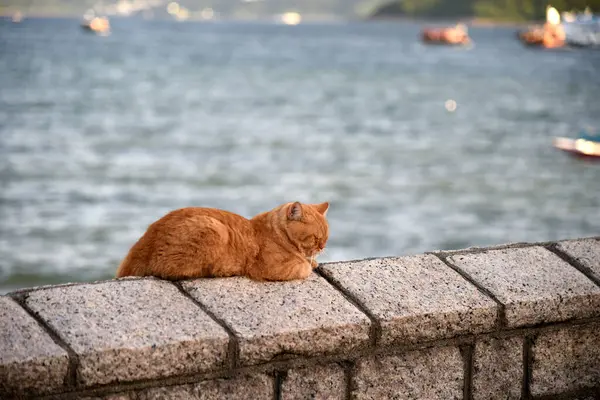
top-left (116, 201), bottom-right (329, 281)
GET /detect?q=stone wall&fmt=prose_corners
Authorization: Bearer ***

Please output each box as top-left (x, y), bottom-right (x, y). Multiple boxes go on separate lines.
top-left (1, 237), bottom-right (599, 400)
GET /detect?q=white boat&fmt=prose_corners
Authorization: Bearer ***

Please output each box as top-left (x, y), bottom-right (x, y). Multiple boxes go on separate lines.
top-left (562, 8), bottom-right (600, 47)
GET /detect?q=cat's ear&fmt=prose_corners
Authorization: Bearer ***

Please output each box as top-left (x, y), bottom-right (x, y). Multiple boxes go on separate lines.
top-left (287, 202), bottom-right (303, 221)
top-left (313, 202), bottom-right (329, 216)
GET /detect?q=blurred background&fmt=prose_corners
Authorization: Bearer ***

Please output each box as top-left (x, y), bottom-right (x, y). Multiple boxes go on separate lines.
top-left (1, 0), bottom-right (599, 293)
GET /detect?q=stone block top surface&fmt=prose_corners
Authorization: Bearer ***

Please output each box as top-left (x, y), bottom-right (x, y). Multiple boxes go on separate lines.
top-left (25, 279), bottom-right (230, 387)
top-left (449, 246), bottom-right (600, 327)
top-left (0, 296), bottom-right (67, 366)
top-left (555, 238), bottom-right (600, 283)
top-left (0, 296), bottom-right (69, 395)
top-left (182, 273), bottom-right (371, 366)
top-left (319, 254), bottom-right (498, 345)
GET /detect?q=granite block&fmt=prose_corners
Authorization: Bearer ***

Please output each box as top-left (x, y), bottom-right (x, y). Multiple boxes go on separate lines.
top-left (25, 279), bottom-right (230, 387)
top-left (472, 336), bottom-right (523, 400)
top-left (0, 296), bottom-right (69, 396)
top-left (352, 346), bottom-right (463, 399)
top-left (182, 274), bottom-right (371, 365)
top-left (449, 247), bottom-right (600, 327)
top-left (531, 323), bottom-right (600, 397)
top-left (555, 238), bottom-right (600, 283)
top-left (319, 255), bottom-right (497, 345)
top-left (136, 374), bottom-right (273, 399)
top-left (281, 363), bottom-right (346, 400)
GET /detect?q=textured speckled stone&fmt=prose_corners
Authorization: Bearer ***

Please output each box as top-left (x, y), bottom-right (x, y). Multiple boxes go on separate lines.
top-left (0, 296), bottom-right (69, 396)
top-left (182, 274), bottom-right (371, 365)
top-left (80, 394), bottom-right (133, 400)
top-left (531, 323), bottom-right (600, 397)
top-left (320, 255), bottom-right (497, 345)
top-left (556, 238), bottom-right (600, 282)
top-left (472, 336), bottom-right (523, 400)
top-left (450, 247), bottom-right (600, 327)
top-left (136, 374), bottom-right (273, 399)
top-left (26, 279), bottom-right (230, 387)
top-left (281, 363), bottom-right (346, 400)
top-left (353, 346), bottom-right (463, 399)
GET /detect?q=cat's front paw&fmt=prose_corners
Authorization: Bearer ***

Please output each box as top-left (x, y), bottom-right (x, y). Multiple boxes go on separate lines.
top-left (309, 258), bottom-right (319, 268)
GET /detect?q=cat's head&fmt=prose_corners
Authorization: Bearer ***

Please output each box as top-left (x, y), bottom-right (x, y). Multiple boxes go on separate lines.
top-left (281, 201), bottom-right (329, 260)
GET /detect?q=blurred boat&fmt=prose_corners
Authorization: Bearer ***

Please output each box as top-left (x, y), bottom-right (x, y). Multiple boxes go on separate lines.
top-left (422, 24), bottom-right (471, 46)
top-left (518, 6), bottom-right (565, 49)
top-left (562, 7), bottom-right (600, 47)
top-left (12, 11), bottom-right (23, 23)
top-left (518, 5), bottom-right (600, 49)
top-left (553, 129), bottom-right (600, 160)
top-left (276, 12), bottom-right (302, 25)
top-left (517, 26), bottom-right (544, 46)
top-left (81, 16), bottom-right (110, 35)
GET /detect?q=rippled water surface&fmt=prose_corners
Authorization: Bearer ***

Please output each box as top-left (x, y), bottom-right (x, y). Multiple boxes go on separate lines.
top-left (1, 18), bottom-right (599, 293)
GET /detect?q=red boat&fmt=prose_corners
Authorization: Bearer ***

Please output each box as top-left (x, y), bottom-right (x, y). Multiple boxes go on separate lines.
top-left (553, 137), bottom-right (600, 160)
top-left (422, 24), bottom-right (471, 46)
top-left (81, 16), bottom-right (110, 35)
